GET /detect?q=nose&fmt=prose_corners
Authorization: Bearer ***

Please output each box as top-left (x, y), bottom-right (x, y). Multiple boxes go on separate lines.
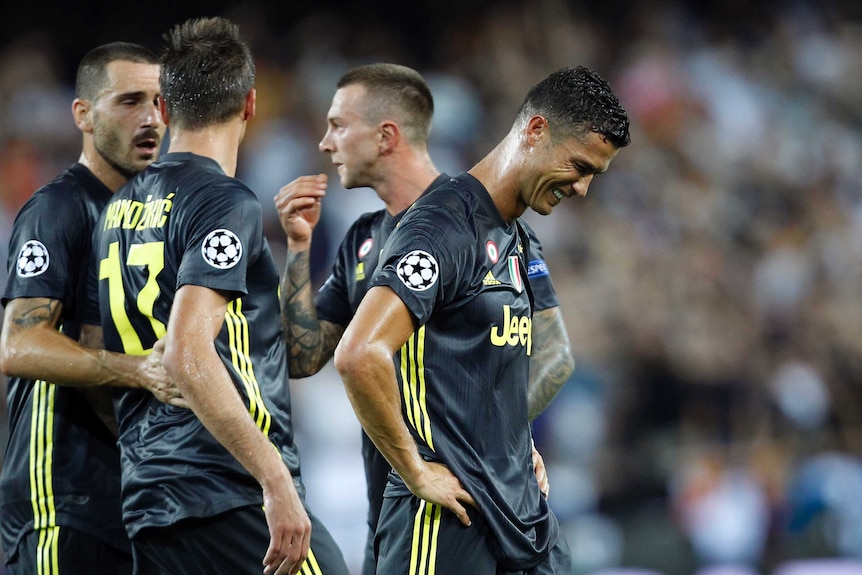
top-left (143, 100), bottom-right (163, 127)
top-left (572, 174), bottom-right (594, 198)
top-left (319, 129), bottom-right (334, 153)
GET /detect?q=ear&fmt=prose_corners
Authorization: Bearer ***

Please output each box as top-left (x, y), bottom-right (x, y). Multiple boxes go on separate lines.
top-left (378, 120), bottom-right (399, 155)
top-left (524, 115), bottom-right (549, 147)
top-left (158, 96), bottom-right (171, 127)
top-left (243, 88), bottom-right (256, 121)
top-left (72, 98), bottom-right (93, 133)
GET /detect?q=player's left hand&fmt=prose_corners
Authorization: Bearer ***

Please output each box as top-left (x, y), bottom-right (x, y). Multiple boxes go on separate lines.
top-left (141, 338), bottom-right (189, 408)
top-left (532, 439), bottom-right (549, 498)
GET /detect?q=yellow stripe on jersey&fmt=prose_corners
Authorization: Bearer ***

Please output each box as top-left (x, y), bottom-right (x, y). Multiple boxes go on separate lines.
top-left (29, 381), bottom-right (59, 573)
top-left (36, 526), bottom-right (60, 575)
top-left (224, 299), bottom-right (272, 435)
top-left (299, 548), bottom-right (323, 575)
top-left (409, 500), bottom-right (441, 575)
top-left (399, 327), bottom-right (434, 451)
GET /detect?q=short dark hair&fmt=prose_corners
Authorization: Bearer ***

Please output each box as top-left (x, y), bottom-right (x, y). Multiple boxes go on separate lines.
top-left (159, 16), bottom-right (255, 130)
top-left (517, 66), bottom-right (631, 148)
top-left (337, 63), bottom-right (434, 146)
top-left (76, 41), bottom-right (159, 101)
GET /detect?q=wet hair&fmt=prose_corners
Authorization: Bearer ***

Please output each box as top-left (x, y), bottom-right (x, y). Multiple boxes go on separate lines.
top-left (517, 66), bottom-right (631, 148)
top-left (159, 16), bottom-right (255, 130)
top-left (75, 41), bottom-right (158, 101)
top-left (337, 63), bottom-right (434, 146)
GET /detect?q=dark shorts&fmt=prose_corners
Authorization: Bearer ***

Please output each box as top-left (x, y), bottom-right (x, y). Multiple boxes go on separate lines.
top-left (374, 494), bottom-right (573, 575)
top-left (6, 526), bottom-right (131, 575)
top-left (361, 523), bottom-right (376, 575)
top-left (131, 504), bottom-right (349, 575)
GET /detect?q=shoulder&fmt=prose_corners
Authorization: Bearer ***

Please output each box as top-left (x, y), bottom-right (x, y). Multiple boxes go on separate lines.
top-left (14, 167), bottom-right (97, 223)
top-left (408, 177), bottom-right (477, 226)
top-left (350, 208), bottom-right (386, 231)
top-left (148, 160), bottom-right (257, 207)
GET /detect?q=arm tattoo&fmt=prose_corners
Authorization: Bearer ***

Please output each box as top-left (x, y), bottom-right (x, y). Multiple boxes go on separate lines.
top-left (280, 248), bottom-right (342, 377)
top-left (11, 299), bottom-right (61, 332)
top-left (527, 307), bottom-right (575, 420)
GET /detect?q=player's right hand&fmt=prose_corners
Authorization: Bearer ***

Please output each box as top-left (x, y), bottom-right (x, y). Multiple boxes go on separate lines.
top-left (274, 174), bottom-right (327, 246)
top-left (261, 476), bottom-right (311, 575)
top-left (407, 461), bottom-right (476, 527)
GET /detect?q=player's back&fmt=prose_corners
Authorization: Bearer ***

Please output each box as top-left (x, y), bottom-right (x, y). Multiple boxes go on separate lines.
top-left (93, 151), bottom-right (303, 538)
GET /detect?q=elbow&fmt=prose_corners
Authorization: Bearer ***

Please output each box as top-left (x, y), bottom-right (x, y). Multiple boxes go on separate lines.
top-left (333, 333), bottom-right (381, 385)
top-left (160, 339), bottom-right (186, 381)
top-left (0, 348), bottom-right (15, 376)
top-left (333, 337), bottom-right (361, 381)
top-left (0, 336), bottom-right (23, 377)
top-left (287, 358), bottom-right (322, 379)
top-left (561, 347), bottom-right (575, 380)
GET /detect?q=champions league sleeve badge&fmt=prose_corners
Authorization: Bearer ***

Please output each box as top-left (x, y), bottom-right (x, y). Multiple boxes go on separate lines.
top-left (201, 229), bottom-right (243, 269)
top-left (16, 240), bottom-right (50, 277)
top-left (396, 250), bottom-right (439, 291)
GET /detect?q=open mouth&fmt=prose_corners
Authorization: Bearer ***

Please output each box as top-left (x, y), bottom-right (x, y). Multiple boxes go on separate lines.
top-left (136, 138), bottom-right (158, 155)
top-left (553, 190), bottom-right (564, 201)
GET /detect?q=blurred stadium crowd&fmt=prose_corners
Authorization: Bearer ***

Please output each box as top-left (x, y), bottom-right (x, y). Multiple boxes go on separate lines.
top-left (2, 1), bottom-right (862, 574)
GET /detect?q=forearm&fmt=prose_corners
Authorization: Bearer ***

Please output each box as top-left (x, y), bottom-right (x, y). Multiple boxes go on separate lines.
top-left (335, 342), bottom-right (425, 488)
top-left (1, 321), bottom-right (145, 388)
top-left (527, 307), bottom-right (575, 420)
top-left (281, 245), bottom-right (338, 377)
top-left (167, 341), bottom-right (289, 487)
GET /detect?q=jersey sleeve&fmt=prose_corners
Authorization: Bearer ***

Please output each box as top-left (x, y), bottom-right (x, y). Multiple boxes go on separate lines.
top-left (313, 228), bottom-right (354, 327)
top-left (3, 189), bottom-right (86, 306)
top-left (371, 202), bottom-right (471, 326)
top-left (521, 220), bottom-right (559, 312)
top-left (174, 182), bottom-right (264, 297)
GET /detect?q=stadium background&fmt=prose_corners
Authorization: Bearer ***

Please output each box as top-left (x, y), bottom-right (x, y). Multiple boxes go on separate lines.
top-left (3, 1), bottom-right (862, 574)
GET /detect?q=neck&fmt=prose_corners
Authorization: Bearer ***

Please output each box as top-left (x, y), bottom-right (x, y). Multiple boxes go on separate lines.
top-left (468, 134), bottom-right (524, 223)
top-left (377, 151), bottom-right (440, 215)
top-left (166, 119), bottom-right (246, 177)
top-left (77, 144), bottom-right (128, 193)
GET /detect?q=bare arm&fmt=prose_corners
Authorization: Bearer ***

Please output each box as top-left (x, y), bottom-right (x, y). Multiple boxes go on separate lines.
top-left (334, 285), bottom-right (475, 526)
top-left (527, 306), bottom-right (575, 420)
top-left (275, 174), bottom-right (344, 377)
top-left (76, 322), bottom-right (121, 436)
top-left (0, 297), bottom-right (178, 401)
top-left (280, 245), bottom-right (345, 377)
top-left (162, 285), bottom-right (310, 575)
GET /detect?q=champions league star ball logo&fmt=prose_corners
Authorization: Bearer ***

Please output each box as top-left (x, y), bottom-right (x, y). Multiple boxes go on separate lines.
top-left (396, 250), bottom-right (438, 291)
top-left (201, 229), bottom-right (242, 269)
top-left (16, 240), bottom-right (50, 278)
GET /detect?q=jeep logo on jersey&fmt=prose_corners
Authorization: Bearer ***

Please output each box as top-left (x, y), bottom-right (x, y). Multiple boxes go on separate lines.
top-left (201, 229), bottom-right (242, 269)
top-left (396, 250), bottom-right (438, 291)
top-left (490, 305), bottom-right (532, 355)
top-left (16, 240), bottom-right (49, 277)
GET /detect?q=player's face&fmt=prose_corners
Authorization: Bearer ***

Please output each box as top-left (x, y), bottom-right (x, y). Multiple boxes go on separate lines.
top-left (522, 128), bottom-right (619, 216)
top-left (89, 60), bottom-right (164, 180)
top-left (318, 84), bottom-right (382, 189)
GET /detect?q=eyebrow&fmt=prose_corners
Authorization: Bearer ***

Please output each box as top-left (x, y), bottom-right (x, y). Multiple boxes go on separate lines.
top-left (111, 90), bottom-right (152, 101)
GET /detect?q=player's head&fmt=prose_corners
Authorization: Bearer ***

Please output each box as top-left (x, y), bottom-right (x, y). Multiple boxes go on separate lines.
top-left (516, 66), bottom-right (630, 149)
top-left (512, 66), bottom-right (631, 216)
top-left (73, 41), bottom-right (164, 181)
top-left (159, 16), bottom-right (255, 131)
top-left (319, 63), bottom-right (434, 189)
